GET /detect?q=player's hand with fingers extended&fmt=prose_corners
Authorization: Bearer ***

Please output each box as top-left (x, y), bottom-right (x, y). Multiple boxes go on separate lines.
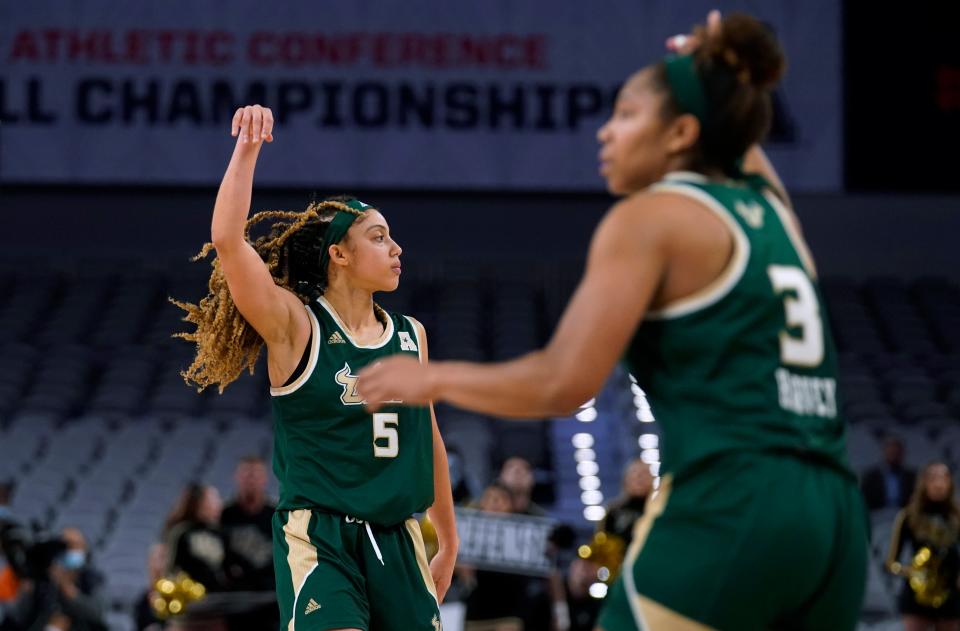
top-left (358, 355), bottom-right (435, 411)
top-left (230, 104), bottom-right (275, 147)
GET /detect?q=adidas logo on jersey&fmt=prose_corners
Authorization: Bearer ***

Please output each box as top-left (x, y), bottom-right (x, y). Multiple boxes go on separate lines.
top-left (432, 614), bottom-right (442, 631)
top-left (304, 598), bottom-right (321, 615)
top-left (327, 331), bottom-right (346, 345)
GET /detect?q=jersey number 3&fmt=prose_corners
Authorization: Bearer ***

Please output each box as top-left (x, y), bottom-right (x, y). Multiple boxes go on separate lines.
top-left (373, 413), bottom-right (399, 458)
top-left (767, 265), bottom-right (824, 368)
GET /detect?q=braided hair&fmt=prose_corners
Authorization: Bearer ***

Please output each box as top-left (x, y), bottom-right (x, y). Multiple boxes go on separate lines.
top-left (171, 198), bottom-right (364, 393)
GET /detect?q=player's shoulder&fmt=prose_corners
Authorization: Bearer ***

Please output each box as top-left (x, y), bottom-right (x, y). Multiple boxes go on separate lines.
top-left (381, 311), bottom-right (426, 357)
top-left (597, 189), bottom-right (699, 249)
top-left (385, 309), bottom-right (423, 331)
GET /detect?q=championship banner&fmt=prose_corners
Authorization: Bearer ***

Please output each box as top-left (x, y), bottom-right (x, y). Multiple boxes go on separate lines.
top-left (454, 508), bottom-right (556, 576)
top-left (0, 1), bottom-right (841, 190)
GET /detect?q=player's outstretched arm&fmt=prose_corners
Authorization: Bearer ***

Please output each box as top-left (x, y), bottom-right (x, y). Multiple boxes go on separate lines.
top-left (359, 194), bottom-right (671, 417)
top-left (211, 105), bottom-right (304, 346)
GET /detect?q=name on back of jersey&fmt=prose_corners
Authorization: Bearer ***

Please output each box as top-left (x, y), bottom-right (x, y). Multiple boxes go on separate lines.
top-left (775, 368), bottom-right (837, 419)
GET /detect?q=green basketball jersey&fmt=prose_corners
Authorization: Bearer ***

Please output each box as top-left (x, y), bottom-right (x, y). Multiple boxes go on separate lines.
top-left (625, 171), bottom-right (851, 479)
top-left (270, 296), bottom-right (434, 526)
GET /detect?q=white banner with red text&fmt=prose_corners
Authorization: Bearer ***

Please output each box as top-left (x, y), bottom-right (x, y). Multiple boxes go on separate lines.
top-left (0, 1), bottom-right (841, 190)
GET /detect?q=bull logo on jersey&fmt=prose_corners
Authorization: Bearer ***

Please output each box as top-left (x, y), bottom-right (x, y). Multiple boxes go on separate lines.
top-left (335, 363), bottom-right (365, 406)
top-left (734, 200), bottom-right (765, 228)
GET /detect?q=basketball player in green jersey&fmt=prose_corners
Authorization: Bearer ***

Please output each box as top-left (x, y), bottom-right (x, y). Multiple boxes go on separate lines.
top-left (359, 12), bottom-right (867, 630)
top-left (173, 105), bottom-right (457, 631)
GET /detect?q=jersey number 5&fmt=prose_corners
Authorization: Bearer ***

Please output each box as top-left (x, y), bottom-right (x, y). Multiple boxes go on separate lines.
top-left (767, 265), bottom-right (824, 368)
top-left (373, 413), bottom-right (399, 458)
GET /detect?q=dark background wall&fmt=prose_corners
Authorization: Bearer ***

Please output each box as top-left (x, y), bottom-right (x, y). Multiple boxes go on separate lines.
top-left (844, 2), bottom-right (960, 192)
top-left (2, 185), bottom-right (957, 280)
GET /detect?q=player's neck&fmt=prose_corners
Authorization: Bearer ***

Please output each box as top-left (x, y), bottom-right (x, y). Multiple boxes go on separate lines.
top-left (660, 158), bottom-right (725, 182)
top-left (322, 285), bottom-right (382, 337)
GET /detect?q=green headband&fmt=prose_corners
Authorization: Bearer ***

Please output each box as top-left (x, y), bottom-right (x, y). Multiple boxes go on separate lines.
top-left (664, 54), bottom-right (707, 123)
top-left (318, 198), bottom-right (371, 273)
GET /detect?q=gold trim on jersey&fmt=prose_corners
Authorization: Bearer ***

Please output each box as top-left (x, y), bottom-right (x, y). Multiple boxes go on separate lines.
top-left (885, 510), bottom-right (908, 571)
top-left (317, 296), bottom-right (395, 349)
top-left (619, 475), bottom-right (716, 630)
top-left (283, 510), bottom-right (319, 631)
top-left (663, 171), bottom-right (710, 184)
top-left (270, 306), bottom-right (322, 397)
top-left (644, 184), bottom-right (752, 320)
top-left (404, 518), bottom-right (440, 605)
top-left (763, 191), bottom-right (818, 279)
top-left (631, 595), bottom-right (715, 631)
top-left (623, 475), bottom-right (671, 564)
top-left (404, 315), bottom-right (425, 363)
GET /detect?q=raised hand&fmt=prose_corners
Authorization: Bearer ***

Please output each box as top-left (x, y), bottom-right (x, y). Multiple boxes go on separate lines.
top-left (231, 104), bottom-right (274, 145)
top-left (666, 9), bottom-right (721, 54)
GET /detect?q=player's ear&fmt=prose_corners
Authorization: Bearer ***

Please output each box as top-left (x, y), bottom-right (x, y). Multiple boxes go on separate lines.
top-left (665, 113), bottom-right (700, 156)
top-left (329, 243), bottom-right (350, 267)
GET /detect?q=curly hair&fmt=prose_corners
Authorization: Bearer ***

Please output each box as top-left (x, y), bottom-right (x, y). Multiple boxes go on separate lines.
top-left (651, 13), bottom-right (787, 176)
top-left (171, 198), bottom-right (364, 393)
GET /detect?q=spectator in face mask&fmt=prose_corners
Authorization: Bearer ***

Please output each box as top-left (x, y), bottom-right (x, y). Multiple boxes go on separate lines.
top-left (50, 528), bottom-right (107, 629)
top-left (2, 527), bottom-right (108, 631)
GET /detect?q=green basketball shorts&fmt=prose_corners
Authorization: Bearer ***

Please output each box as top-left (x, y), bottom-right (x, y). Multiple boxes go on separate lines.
top-left (598, 452), bottom-right (868, 630)
top-left (273, 509), bottom-right (442, 631)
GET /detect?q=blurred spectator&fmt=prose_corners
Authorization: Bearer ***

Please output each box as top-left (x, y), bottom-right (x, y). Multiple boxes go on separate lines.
top-left (545, 523), bottom-right (578, 631)
top-left (0, 480), bottom-right (13, 525)
top-left (599, 458), bottom-right (654, 547)
top-left (222, 456), bottom-right (274, 591)
top-left (462, 483), bottom-right (524, 631)
top-left (55, 528), bottom-right (106, 621)
top-left (563, 557), bottom-right (602, 631)
top-left (498, 457), bottom-right (547, 517)
top-left (885, 461), bottom-right (960, 629)
top-left (221, 456), bottom-right (277, 631)
top-left (447, 445), bottom-right (475, 505)
top-left (0, 481), bottom-right (19, 603)
top-left (461, 482), bottom-right (551, 631)
top-left (134, 542), bottom-right (168, 631)
top-left (472, 482), bottom-right (513, 514)
top-left (0, 526), bottom-right (107, 631)
top-left (164, 484), bottom-right (228, 592)
top-left (862, 436), bottom-right (917, 511)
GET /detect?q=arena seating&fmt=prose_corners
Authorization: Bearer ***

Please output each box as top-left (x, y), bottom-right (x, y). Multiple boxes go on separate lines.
top-left (0, 258), bottom-right (956, 621)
